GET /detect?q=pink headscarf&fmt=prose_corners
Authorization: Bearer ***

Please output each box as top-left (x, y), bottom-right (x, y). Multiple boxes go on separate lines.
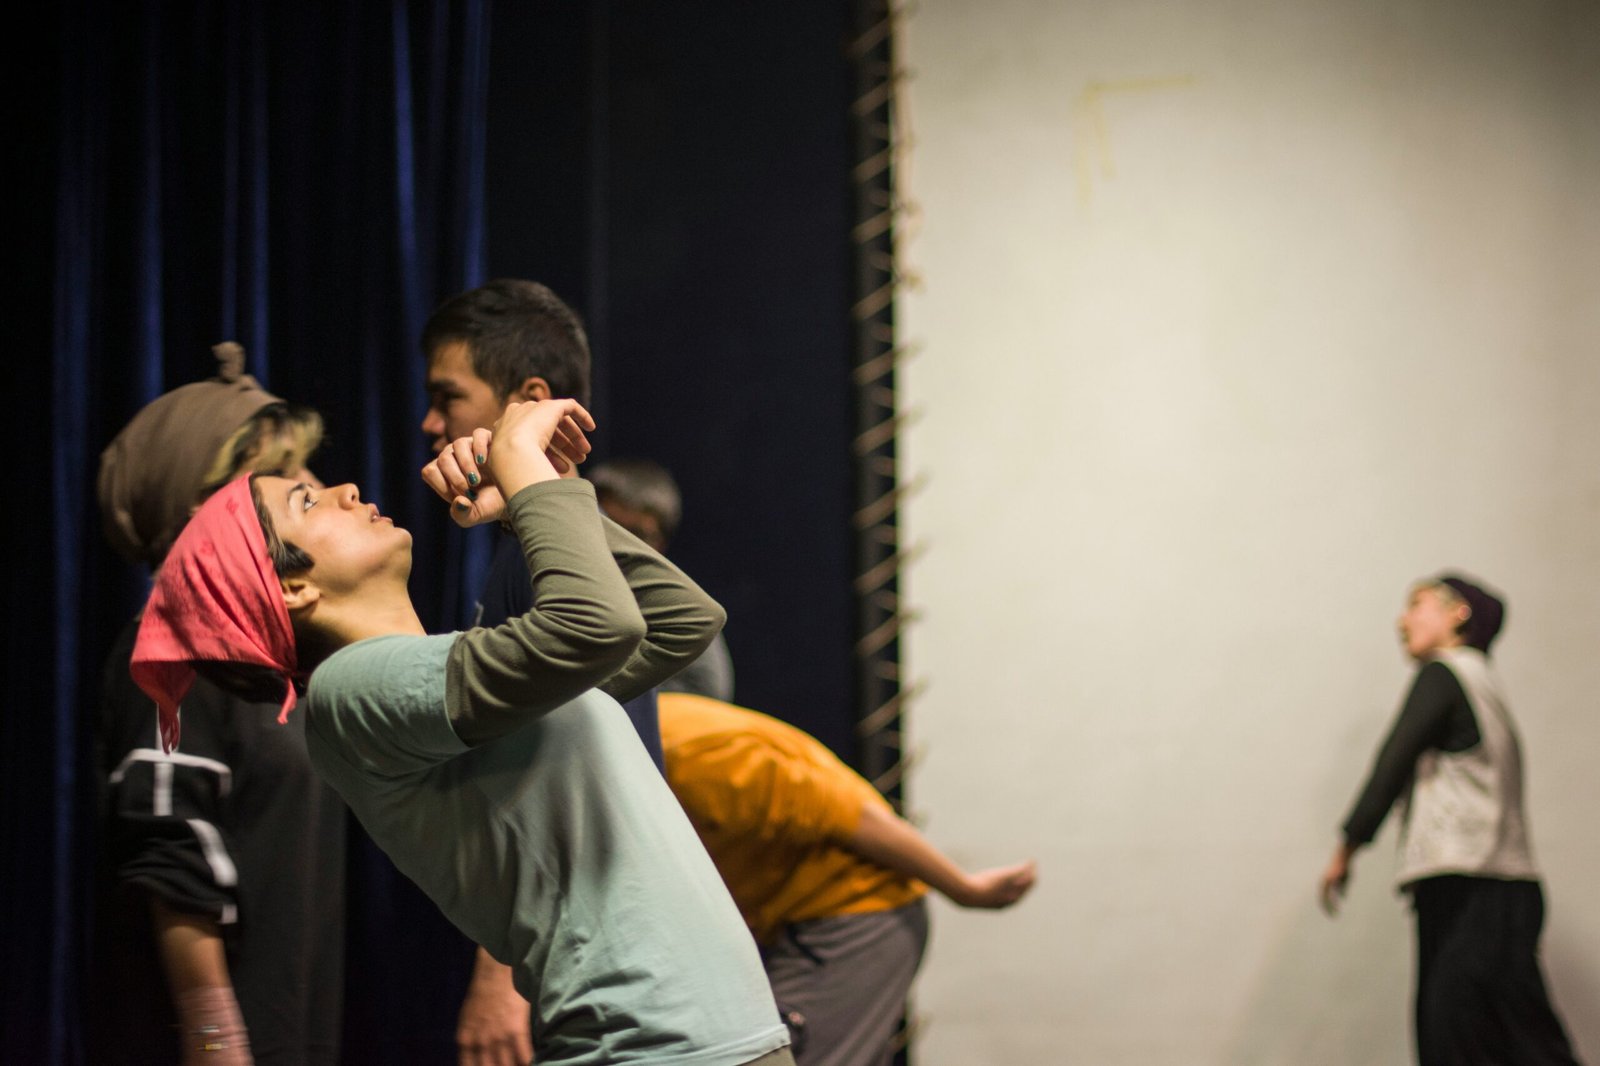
top-left (131, 475), bottom-right (299, 752)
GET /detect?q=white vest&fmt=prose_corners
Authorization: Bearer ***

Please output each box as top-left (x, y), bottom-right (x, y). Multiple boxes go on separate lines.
top-left (1396, 647), bottom-right (1539, 888)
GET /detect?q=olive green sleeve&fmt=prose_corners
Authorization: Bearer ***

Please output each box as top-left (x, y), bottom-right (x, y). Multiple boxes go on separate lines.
top-left (594, 513), bottom-right (727, 704)
top-left (445, 480), bottom-right (645, 746)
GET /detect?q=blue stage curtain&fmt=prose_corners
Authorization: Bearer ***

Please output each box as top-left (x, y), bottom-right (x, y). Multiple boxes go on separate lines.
top-left (5, 2), bottom-right (491, 1062)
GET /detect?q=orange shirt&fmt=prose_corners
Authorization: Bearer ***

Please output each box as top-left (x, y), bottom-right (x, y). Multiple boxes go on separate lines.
top-left (658, 693), bottom-right (926, 945)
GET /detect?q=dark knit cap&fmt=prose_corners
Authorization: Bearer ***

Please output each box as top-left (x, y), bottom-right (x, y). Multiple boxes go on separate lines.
top-left (1436, 573), bottom-right (1506, 654)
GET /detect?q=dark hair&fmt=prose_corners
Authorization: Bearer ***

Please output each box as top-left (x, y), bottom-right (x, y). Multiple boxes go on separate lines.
top-left (249, 475), bottom-right (315, 576)
top-left (421, 279), bottom-right (592, 405)
top-left (247, 475), bottom-right (340, 672)
top-left (588, 458), bottom-right (683, 544)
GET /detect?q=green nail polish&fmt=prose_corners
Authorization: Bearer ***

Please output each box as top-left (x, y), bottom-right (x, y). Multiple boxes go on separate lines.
top-left (476, 454), bottom-right (486, 465)
top-left (467, 472), bottom-right (480, 486)
top-left (455, 502), bottom-right (469, 512)
top-left (467, 488), bottom-right (478, 501)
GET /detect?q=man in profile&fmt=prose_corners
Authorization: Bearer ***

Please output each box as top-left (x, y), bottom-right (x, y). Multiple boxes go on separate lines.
top-left (419, 279), bottom-right (667, 1064)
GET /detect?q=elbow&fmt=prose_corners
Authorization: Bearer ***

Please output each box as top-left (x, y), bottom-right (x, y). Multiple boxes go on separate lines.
top-left (593, 601), bottom-right (649, 676)
top-left (650, 590), bottom-right (725, 663)
top-left (544, 597), bottom-right (649, 682)
top-left (688, 586), bottom-right (727, 647)
top-left (617, 601), bottom-right (650, 652)
top-left (701, 597), bottom-right (728, 647)
top-left (671, 596), bottom-right (726, 668)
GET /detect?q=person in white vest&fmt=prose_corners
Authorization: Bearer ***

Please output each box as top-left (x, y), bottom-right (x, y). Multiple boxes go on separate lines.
top-left (1320, 574), bottom-right (1582, 1066)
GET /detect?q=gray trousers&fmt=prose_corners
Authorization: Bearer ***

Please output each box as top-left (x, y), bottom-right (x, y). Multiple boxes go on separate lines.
top-left (762, 899), bottom-right (930, 1066)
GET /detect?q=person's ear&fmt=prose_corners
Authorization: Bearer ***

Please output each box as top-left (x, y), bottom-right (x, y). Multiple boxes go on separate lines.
top-left (513, 377), bottom-right (551, 403)
top-left (280, 574), bottom-right (321, 614)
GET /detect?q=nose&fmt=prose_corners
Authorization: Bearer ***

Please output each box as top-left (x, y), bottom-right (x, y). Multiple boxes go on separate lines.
top-left (421, 407), bottom-right (444, 439)
top-left (332, 483), bottom-right (362, 509)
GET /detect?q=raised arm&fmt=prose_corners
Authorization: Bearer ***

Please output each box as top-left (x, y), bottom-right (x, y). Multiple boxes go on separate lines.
top-left (424, 401), bottom-right (651, 745)
top-left (594, 515), bottom-right (725, 704)
top-left (444, 481), bottom-right (644, 745)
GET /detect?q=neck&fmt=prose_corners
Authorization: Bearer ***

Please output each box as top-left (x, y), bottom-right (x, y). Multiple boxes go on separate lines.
top-left (306, 590), bottom-right (428, 656)
top-left (341, 596), bottom-right (428, 643)
top-left (1420, 639), bottom-right (1466, 661)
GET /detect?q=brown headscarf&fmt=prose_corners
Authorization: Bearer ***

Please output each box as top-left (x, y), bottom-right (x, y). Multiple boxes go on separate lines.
top-left (98, 342), bottom-right (283, 566)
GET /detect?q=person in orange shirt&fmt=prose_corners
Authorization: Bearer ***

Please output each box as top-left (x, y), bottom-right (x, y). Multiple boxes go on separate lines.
top-left (658, 692), bottom-right (1037, 1066)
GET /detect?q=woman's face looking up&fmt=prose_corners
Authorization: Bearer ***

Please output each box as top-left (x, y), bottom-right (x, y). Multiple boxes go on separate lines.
top-left (254, 476), bottom-right (412, 599)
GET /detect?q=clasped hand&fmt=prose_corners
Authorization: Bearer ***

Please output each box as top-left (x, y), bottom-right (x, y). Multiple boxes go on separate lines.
top-left (421, 398), bottom-right (595, 527)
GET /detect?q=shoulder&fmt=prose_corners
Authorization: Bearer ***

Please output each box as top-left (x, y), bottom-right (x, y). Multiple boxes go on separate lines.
top-left (659, 694), bottom-right (809, 759)
top-left (305, 634), bottom-right (466, 775)
top-left (309, 633), bottom-right (455, 700)
top-left (1414, 658), bottom-right (1469, 700)
top-left (1395, 659), bottom-right (1473, 735)
top-left (661, 695), bottom-right (863, 796)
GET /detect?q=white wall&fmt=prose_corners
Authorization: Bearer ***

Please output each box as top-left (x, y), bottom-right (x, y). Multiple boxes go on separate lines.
top-left (899, 2), bottom-right (1599, 1063)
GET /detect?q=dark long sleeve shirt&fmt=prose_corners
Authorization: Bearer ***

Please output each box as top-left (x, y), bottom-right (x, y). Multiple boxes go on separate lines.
top-left (1341, 660), bottom-right (1482, 847)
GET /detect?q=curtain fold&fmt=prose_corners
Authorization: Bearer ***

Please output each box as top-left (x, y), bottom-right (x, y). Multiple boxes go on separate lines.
top-left (10, 3), bottom-right (492, 1062)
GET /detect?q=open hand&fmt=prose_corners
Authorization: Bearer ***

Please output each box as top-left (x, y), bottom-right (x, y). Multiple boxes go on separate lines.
top-left (1320, 846), bottom-right (1352, 917)
top-left (956, 861), bottom-right (1038, 909)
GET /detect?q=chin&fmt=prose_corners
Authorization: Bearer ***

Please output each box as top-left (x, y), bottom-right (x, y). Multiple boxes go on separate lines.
top-left (379, 534), bottom-right (415, 580)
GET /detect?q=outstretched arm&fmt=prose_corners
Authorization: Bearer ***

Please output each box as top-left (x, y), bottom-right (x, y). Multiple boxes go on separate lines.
top-left (846, 802), bottom-right (1036, 909)
top-left (1322, 662), bottom-right (1466, 916)
top-left (1338, 663), bottom-right (1467, 848)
